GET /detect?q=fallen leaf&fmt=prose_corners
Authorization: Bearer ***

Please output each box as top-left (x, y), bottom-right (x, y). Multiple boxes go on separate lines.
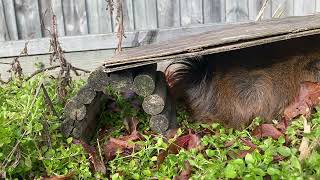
top-left (104, 119), bottom-right (143, 161)
top-left (158, 131), bottom-right (201, 166)
top-left (284, 81), bottom-right (320, 121)
top-left (173, 161), bottom-right (192, 180)
top-left (252, 124), bottom-right (284, 140)
top-left (43, 172), bottom-right (75, 180)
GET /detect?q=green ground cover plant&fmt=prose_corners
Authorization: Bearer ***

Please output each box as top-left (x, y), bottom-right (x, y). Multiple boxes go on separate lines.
top-left (0, 75), bottom-right (319, 179)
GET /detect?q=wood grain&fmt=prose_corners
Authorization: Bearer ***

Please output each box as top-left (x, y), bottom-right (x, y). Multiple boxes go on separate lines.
top-left (14, 0), bottom-right (42, 39)
top-left (62, 0), bottom-right (88, 36)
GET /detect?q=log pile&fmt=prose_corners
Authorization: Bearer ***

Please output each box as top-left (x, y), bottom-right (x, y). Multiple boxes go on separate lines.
top-left (61, 64), bottom-right (177, 141)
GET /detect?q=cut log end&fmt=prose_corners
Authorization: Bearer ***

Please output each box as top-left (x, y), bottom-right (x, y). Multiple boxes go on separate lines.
top-left (150, 115), bottom-right (170, 134)
top-left (133, 75), bottom-right (156, 97)
top-left (142, 94), bottom-right (165, 115)
top-left (133, 64), bottom-right (157, 97)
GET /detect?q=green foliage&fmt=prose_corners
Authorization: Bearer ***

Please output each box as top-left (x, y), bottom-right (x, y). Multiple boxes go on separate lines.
top-left (0, 75), bottom-right (92, 179)
top-left (0, 75), bottom-right (319, 179)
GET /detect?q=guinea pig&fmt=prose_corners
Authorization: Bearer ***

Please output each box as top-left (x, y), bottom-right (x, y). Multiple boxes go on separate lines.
top-left (165, 35), bottom-right (320, 129)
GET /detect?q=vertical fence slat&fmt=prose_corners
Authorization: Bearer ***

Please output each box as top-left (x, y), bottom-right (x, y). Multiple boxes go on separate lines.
top-left (145, 0), bottom-right (158, 28)
top-left (63, 0), bottom-right (88, 36)
top-left (14, 0), bottom-right (42, 39)
top-left (317, 0), bottom-right (320, 12)
top-left (2, 0), bottom-right (18, 40)
top-left (180, 0), bottom-right (203, 26)
top-left (39, 0), bottom-right (65, 37)
top-left (226, 0), bottom-right (249, 22)
top-left (86, 0), bottom-right (112, 34)
top-left (0, 0), bottom-right (9, 41)
top-left (248, 0), bottom-right (272, 21)
top-left (133, 0), bottom-right (157, 30)
top-left (294, 0), bottom-right (316, 16)
top-left (203, 0), bottom-right (224, 24)
top-left (157, 0), bottom-right (180, 28)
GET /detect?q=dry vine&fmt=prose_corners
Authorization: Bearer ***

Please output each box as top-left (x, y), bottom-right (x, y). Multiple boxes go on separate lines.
top-left (107, 0), bottom-right (126, 53)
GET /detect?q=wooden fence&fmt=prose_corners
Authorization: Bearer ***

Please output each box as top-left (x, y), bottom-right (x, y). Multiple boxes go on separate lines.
top-left (0, 0), bottom-right (319, 78)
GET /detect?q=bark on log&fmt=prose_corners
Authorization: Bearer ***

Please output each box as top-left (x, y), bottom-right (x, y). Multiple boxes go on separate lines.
top-left (87, 67), bottom-right (110, 92)
top-left (142, 71), bottom-right (167, 115)
top-left (133, 64), bottom-right (157, 97)
top-left (149, 94), bottom-right (177, 134)
top-left (74, 84), bottom-right (96, 105)
top-left (64, 98), bottom-right (87, 121)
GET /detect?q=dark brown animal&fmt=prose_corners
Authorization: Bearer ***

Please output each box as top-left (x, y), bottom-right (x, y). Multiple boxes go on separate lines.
top-left (166, 35), bottom-right (320, 129)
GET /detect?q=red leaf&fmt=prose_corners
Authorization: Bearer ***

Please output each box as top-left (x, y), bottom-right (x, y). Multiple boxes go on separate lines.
top-left (173, 161), bottom-right (192, 180)
top-left (252, 124), bottom-right (284, 140)
top-left (158, 131), bottom-right (201, 166)
top-left (104, 133), bottom-right (142, 161)
top-left (284, 81), bottom-right (320, 121)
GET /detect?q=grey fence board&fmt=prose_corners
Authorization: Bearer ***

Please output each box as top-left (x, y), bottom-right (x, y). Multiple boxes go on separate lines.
top-left (0, 0), bottom-right (9, 41)
top-left (14, 0), bottom-right (42, 39)
top-left (62, 0), bottom-right (88, 36)
top-left (204, 0), bottom-right (225, 23)
top-left (294, 0), bottom-right (316, 16)
top-left (226, 0), bottom-right (249, 22)
top-left (157, 0), bottom-right (180, 28)
top-left (180, 0), bottom-right (203, 26)
top-left (2, 0), bottom-right (18, 40)
top-left (39, 0), bottom-right (65, 37)
top-left (133, 0), bottom-right (157, 30)
top-left (86, 0), bottom-right (113, 34)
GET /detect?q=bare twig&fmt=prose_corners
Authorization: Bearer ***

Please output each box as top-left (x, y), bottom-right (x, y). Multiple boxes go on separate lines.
top-left (255, 0), bottom-right (270, 21)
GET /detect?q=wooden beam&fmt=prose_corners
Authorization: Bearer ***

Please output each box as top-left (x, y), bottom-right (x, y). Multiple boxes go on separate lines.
top-left (0, 23), bottom-right (231, 57)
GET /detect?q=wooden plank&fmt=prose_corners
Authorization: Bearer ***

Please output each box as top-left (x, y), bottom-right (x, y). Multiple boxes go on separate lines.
top-left (0, 0), bottom-right (9, 41)
top-left (86, 0), bottom-right (112, 34)
top-left (180, 0), bottom-right (203, 25)
top-left (38, 0), bottom-right (65, 37)
top-left (2, 0), bottom-right (18, 40)
top-left (103, 14), bottom-right (320, 68)
top-left (203, 0), bottom-right (225, 23)
top-left (0, 49), bottom-right (115, 80)
top-left (226, 0), bottom-right (249, 22)
top-left (294, 0), bottom-right (316, 16)
top-left (248, 0), bottom-right (272, 20)
top-left (62, 0), bottom-right (88, 36)
top-left (0, 23), bottom-right (231, 57)
top-left (157, 0), bottom-right (180, 28)
top-left (14, 0), bottom-right (42, 39)
top-left (133, 0), bottom-right (157, 30)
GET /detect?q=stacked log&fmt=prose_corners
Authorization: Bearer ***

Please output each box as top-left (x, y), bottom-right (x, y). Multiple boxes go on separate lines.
top-left (141, 71), bottom-right (178, 134)
top-left (61, 64), bottom-right (178, 142)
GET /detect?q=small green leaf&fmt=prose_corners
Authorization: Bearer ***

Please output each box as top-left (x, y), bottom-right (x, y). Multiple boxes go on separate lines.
top-left (245, 153), bottom-right (255, 164)
top-left (277, 146), bottom-right (291, 157)
top-left (67, 137), bottom-right (73, 144)
top-left (224, 164), bottom-right (237, 178)
top-left (267, 167), bottom-right (280, 175)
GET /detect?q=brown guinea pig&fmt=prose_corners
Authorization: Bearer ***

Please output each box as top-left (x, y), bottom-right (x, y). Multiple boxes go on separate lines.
top-left (165, 35), bottom-right (320, 129)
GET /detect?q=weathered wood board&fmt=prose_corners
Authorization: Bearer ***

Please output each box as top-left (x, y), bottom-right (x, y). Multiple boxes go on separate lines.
top-left (103, 14), bottom-right (320, 73)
